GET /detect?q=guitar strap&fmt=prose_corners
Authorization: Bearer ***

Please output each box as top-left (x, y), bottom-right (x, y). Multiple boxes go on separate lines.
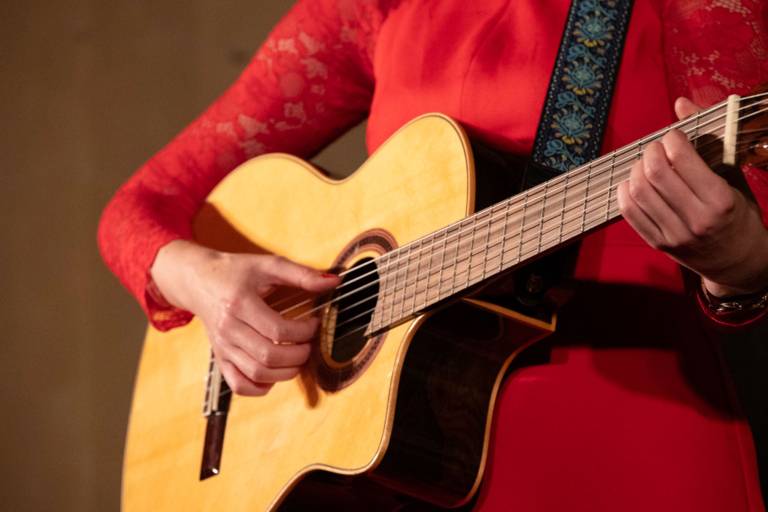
top-left (515, 0), bottom-right (634, 308)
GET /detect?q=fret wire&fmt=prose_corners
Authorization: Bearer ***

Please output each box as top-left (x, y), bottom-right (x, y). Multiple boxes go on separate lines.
top-left (404, 239), bottom-right (420, 317)
top-left (605, 152), bottom-right (615, 222)
top-left (481, 205), bottom-right (497, 281)
top-left (435, 226), bottom-right (453, 302)
top-left (386, 251), bottom-right (401, 326)
top-left (396, 244), bottom-right (412, 323)
top-left (536, 179), bottom-right (548, 254)
top-left (450, 222), bottom-right (464, 296)
top-left (498, 200), bottom-right (511, 274)
top-left (436, 227), bottom-right (449, 302)
top-left (580, 161), bottom-right (591, 235)
top-left (558, 173), bottom-right (568, 244)
top-left (464, 218), bottom-right (477, 289)
top-left (421, 232), bottom-right (438, 310)
top-left (515, 190), bottom-right (529, 265)
top-left (471, 210), bottom-right (491, 283)
top-left (414, 237), bottom-right (430, 313)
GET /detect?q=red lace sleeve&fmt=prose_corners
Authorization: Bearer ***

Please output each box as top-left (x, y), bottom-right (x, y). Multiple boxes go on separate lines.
top-left (663, 0), bottom-right (768, 327)
top-left (98, 0), bottom-right (383, 330)
top-left (663, 0), bottom-right (768, 106)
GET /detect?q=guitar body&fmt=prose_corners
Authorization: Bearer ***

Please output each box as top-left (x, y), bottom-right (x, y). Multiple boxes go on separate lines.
top-left (122, 114), bottom-right (553, 511)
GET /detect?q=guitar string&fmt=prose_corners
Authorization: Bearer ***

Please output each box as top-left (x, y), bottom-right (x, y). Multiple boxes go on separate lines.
top-left (330, 194), bottom-right (629, 343)
top-left (268, 108), bottom-right (765, 320)
top-left (307, 142), bottom-right (768, 337)
top-left (312, 108), bottom-right (768, 332)
top-left (266, 91), bottom-right (768, 313)
top-left (267, 101), bottom-right (729, 313)
top-left (328, 108), bottom-right (768, 342)
top-left (268, 97), bottom-right (766, 317)
top-left (361, 134), bottom-right (767, 308)
top-left (287, 103), bottom-right (768, 323)
top-left (209, 95), bottom-right (768, 390)
top-left (272, 115), bottom-right (766, 334)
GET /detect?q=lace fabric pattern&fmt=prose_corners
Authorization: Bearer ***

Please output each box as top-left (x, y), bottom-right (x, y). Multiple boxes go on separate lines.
top-left (664, 0), bottom-right (768, 106)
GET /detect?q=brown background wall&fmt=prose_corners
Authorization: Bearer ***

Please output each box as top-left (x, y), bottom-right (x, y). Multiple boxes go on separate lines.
top-left (0, 1), bottom-right (365, 510)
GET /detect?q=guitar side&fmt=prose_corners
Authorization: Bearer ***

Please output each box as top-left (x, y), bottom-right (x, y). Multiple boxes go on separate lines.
top-left (122, 114), bottom-right (489, 511)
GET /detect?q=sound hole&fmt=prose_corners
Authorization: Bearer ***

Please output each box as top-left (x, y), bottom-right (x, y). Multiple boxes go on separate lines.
top-left (330, 257), bottom-right (380, 363)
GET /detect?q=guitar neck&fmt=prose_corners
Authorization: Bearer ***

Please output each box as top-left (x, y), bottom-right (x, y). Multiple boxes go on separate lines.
top-left (368, 96), bottom-right (740, 334)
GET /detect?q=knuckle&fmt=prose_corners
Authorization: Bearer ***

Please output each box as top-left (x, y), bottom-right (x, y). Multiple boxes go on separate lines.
top-left (690, 219), bottom-right (716, 239)
top-left (664, 144), bottom-right (687, 168)
top-left (247, 364), bottom-right (267, 383)
top-left (221, 292), bottom-right (243, 315)
top-left (257, 345), bottom-right (275, 367)
top-left (268, 254), bottom-right (287, 270)
top-left (643, 159), bottom-right (665, 183)
top-left (713, 194), bottom-right (736, 217)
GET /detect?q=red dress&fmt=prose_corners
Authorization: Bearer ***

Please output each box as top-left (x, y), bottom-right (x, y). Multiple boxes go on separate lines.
top-left (98, 1), bottom-right (768, 510)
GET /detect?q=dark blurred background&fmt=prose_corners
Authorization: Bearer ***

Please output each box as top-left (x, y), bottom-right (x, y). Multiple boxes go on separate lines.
top-left (0, 1), bottom-right (365, 510)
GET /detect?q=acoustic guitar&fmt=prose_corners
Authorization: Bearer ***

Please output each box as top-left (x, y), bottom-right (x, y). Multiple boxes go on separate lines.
top-left (122, 92), bottom-right (767, 511)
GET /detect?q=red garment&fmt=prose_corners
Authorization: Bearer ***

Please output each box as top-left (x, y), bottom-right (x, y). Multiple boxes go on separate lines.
top-left (98, 0), bottom-right (768, 510)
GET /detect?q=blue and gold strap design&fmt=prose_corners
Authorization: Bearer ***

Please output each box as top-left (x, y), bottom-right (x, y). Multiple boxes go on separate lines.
top-left (527, 0), bottom-right (634, 186)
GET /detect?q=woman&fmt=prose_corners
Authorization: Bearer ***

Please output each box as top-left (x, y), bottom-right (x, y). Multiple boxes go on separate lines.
top-left (100, 1), bottom-right (768, 509)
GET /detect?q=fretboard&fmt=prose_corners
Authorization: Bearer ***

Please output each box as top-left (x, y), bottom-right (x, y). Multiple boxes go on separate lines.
top-left (367, 97), bottom-right (737, 335)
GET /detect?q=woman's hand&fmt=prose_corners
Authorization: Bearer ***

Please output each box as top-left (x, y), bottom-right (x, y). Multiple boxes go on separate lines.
top-left (150, 240), bottom-right (340, 396)
top-left (617, 97), bottom-right (768, 297)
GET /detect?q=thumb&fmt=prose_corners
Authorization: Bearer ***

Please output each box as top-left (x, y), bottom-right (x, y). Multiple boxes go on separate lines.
top-left (674, 97), bottom-right (704, 121)
top-left (264, 255), bottom-right (341, 292)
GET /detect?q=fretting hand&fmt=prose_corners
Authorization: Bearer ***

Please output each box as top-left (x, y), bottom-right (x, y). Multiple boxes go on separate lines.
top-left (616, 97), bottom-right (768, 298)
top-left (150, 240), bottom-right (340, 396)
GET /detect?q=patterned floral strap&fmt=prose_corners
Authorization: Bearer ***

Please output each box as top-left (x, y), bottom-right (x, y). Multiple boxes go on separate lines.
top-left (526, 0), bottom-right (634, 187)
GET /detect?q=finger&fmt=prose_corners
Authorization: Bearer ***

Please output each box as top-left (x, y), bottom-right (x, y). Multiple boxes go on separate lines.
top-left (225, 316), bottom-right (312, 367)
top-left (674, 97), bottom-right (703, 120)
top-left (660, 129), bottom-right (732, 207)
top-left (617, 181), bottom-right (664, 247)
top-left (626, 157), bottom-right (693, 246)
top-left (236, 293), bottom-right (321, 343)
top-left (641, 141), bottom-right (707, 226)
top-left (226, 345), bottom-right (302, 384)
top-left (217, 358), bottom-right (274, 397)
top-left (260, 255), bottom-right (341, 292)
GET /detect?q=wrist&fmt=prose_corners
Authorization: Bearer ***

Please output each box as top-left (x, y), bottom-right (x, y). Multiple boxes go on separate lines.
top-left (150, 239), bottom-right (220, 312)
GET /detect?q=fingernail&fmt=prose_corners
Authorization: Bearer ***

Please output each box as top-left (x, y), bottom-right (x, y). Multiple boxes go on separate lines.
top-left (321, 273), bottom-right (337, 278)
